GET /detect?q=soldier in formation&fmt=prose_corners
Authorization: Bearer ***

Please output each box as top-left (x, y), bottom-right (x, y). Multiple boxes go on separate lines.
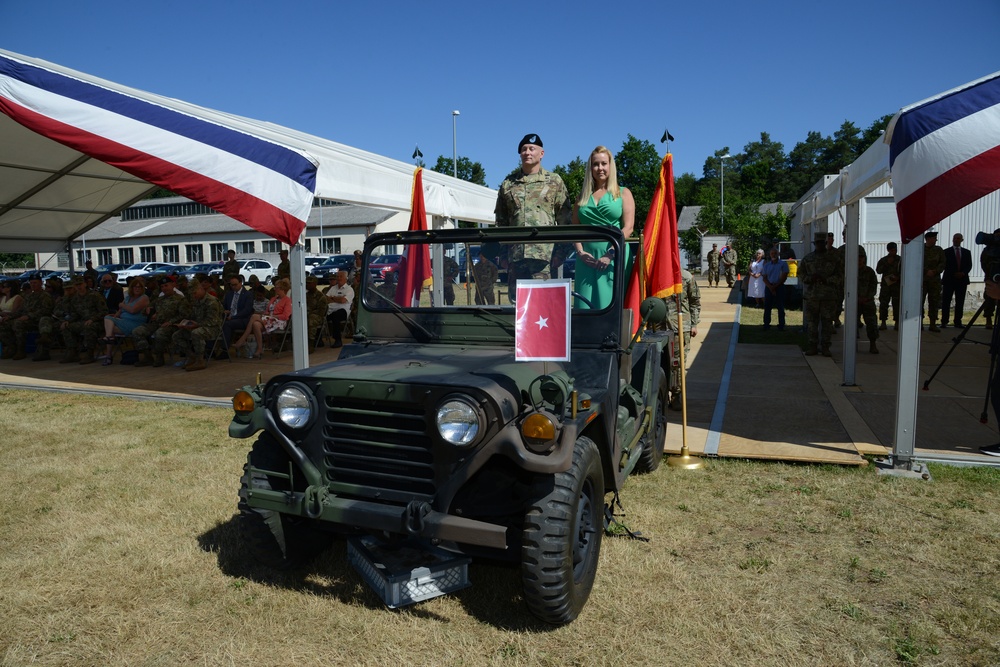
top-left (857, 252), bottom-right (880, 354)
top-left (442, 255), bottom-right (460, 306)
top-left (922, 230), bottom-right (945, 332)
top-left (876, 242), bottom-right (901, 330)
top-left (799, 232), bottom-right (842, 357)
top-left (472, 246), bottom-right (499, 305)
top-left (722, 244), bottom-right (738, 287)
top-left (222, 249), bottom-right (240, 283)
top-left (706, 243), bottom-right (721, 287)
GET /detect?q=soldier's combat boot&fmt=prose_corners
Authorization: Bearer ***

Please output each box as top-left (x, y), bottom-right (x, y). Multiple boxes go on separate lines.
top-left (184, 358), bottom-right (206, 372)
top-left (134, 350), bottom-right (152, 367)
top-left (59, 349), bottom-right (80, 364)
top-left (151, 351), bottom-right (165, 368)
top-left (879, 321), bottom-right (887, 330)
top-left (32, 335), bottom-right (51, 361)
top-left (12, 343), bottom-right (27, 361)
top-left (78, 348), bottom-right (95, 365)
top-left (869, 341), bottom-right (879, 354)
top-left (986, 316), bottom-right (994, 329)
top-left (928, 319), bottom-right (940, 332)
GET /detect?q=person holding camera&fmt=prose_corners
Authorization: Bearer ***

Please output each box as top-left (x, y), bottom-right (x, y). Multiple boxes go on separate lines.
top-left (980, 228), bottom-right (1000, 329)
top-left (980, 276), bottom-right (1000, 457)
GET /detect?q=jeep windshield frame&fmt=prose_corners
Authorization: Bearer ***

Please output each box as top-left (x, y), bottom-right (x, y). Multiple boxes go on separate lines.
top-left (356, 226), bottom-right (628, 349)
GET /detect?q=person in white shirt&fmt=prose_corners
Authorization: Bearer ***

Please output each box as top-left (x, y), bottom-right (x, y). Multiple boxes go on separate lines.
top-left (325, 271), bottom-right (354, 348)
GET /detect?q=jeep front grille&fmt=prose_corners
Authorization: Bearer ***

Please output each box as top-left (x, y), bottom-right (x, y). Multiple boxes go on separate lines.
top-left (323, 399), bottom-right (435, 501)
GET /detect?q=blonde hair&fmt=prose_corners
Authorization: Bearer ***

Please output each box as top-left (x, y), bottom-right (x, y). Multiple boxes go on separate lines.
top-left (577, 146), bottom-right (621, 207)
top-left (274, 278), bottom-right (291, 293)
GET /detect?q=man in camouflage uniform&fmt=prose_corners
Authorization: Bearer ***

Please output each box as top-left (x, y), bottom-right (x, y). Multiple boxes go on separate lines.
top-left (171, 278), bottom-right (222, 372)
top-left (56, 276), bottom-right (108, 364)
top-left (222, 250), bottom-right (240, 283)
top-left (799, 232), bottom-right (842, 356)
top-left (833, 229), bottom-right (867, 327)
top-left (276, 249), bottom-right (290, 282)
top-left (706, 243), bottom-right (721, 287)
top-left (473, 247), bottom-right (499, 305)
top-left (876, 242), bottom-right (901, 330)
top-left (922, 230), bottom-right (945, 332)
top-left (304, 274), bottom-right (329, 349)
top-left (494, 133), bottom-right (571, 299)
top-left (442, 255), bottom-right (460, 306)
top-left (2, 273), bottom-right (53, 360)
top-left (133, 275), bottom-right (191, 367)
top-left (857, 251), bottom-right (880, 354)
top-left (722, 244), bottom-right (738, 287)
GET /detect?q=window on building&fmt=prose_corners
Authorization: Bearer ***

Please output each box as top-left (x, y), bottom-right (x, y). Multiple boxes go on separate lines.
top-left (862, 197), bottom-right (900, 243)
top-left (304, 239), bottom-right (312, 252)
top-left (186, 245), bottom-right (204, 263)
top-left (319, 238), bottom-right (341, 254)
top-left (236, 241), bottom-right (255, 255)
top-left (162, 245), bottom-right (179, 263)
top-left (119, 248), bottom-right (134, 265)
top-left (209, 243), bottom-right (229, 261)
top-left (97, 249), bottom-right (112, 265)
top-left (140, 246), bottom-right (157, 262)
top-left (76, 250), bottom-right (91, 266)
top-left (262, 240), bottom-right (282, 254)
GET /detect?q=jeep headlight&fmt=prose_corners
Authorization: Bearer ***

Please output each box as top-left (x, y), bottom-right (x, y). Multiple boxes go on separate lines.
top-left (275, 385), bottom-right (313, 429)
top-left (436, 396), bottom-right (482, 446)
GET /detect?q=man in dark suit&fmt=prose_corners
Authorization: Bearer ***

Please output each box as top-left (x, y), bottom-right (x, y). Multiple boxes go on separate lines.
top-left (217, 274), bottom-right (254, 357)
top-left (942, 232), bottom-right (972, 327)
top-left (99, 273), bottom-right (124, 314)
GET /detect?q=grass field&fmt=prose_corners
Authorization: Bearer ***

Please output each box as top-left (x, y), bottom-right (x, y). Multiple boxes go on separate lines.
top-left (2, 389), bottom-right (999, 666)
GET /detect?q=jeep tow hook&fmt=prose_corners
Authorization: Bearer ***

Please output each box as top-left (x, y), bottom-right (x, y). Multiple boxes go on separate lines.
top-left (404, 500), bottom-right (432, 534)
top-left (303, 485), bottom-right (327, 519)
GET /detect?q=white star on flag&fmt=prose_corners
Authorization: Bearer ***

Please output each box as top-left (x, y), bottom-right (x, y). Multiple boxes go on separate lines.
top-left (535, 316), bottom-right (548, 329)
top-left (515, 279), bottom-right (571, 362)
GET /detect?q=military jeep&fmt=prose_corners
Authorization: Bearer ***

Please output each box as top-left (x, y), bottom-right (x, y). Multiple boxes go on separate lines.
top-left (229, 225), bottom-right (674, 625)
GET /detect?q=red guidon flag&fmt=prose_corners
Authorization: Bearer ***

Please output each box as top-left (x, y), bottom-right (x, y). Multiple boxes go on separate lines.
top-left (394, 167), bottom-right (433, 307)
top-left (625, 152), bottom-right (683, 334)
top-left (515, 280), bottom-right (571, 361)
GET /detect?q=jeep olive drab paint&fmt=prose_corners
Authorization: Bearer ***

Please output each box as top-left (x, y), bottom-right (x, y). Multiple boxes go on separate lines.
top-left (229, 225), bottom-right (676, 625)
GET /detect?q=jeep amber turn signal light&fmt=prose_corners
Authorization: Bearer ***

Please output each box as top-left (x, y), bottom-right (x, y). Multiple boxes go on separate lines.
top-left (521, 413), bottom-right (556, 441)
top-left (233, 390), bottom-right (256, 415)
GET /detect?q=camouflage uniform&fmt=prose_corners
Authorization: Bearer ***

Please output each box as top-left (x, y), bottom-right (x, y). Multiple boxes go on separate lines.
top-left (722, 247), bottom-right (738, 287)
top-left (922, 242), bottom-right (945, 328)
top-left (858, 263), bottom-right (880, 351)
top-left (833, 244), bottom-right (866, 323)
top-left (495, 167), bottom-right (571, 296)
top-left (442, 256), bottom-right (460, 305)
top-left (663, 270), bottom-right (701, 408)
top-left (799, 244), bottom-right (842, 355)
top-left (1, 288), bottom-right (53, 360)
top-left (276, 258), bottom-right (290, 282)
top-left (222, 258), bottom-right (240, 282)
top-left (59, 288), bottom-right (108, 360)
top-left (875, 252), bottom-right (901, 328)
top-left (171, 293), bottom-right (222, 364)
top-left (133, 291), bottom-right (191, 366)
top-left (706, 248), bottom-right (721, 286)
top-left (305, 283), bottom-right (329, 343)
top-left (472, 257), bottom-right (499, 305)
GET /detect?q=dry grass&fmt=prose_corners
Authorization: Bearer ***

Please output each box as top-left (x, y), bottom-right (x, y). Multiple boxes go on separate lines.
top-left (2, 389), bottom-right (999, 666)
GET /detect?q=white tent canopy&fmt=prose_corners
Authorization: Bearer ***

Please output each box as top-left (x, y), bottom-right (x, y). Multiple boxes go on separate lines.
top-left (0, 48), bottom-right (497, 254)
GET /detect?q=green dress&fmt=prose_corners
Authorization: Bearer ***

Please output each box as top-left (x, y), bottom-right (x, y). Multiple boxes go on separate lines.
top-left (575, 192), bottom-right (627, 309)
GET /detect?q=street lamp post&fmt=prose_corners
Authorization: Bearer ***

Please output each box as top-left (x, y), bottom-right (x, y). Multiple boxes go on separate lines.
top-left (451, 110), bottom-right (460, 179)
top-left (720, 153), bottom-right (731, 231)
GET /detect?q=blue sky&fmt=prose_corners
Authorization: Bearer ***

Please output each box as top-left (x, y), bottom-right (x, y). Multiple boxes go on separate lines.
top-left (2, 0), bottom-right (998, 190)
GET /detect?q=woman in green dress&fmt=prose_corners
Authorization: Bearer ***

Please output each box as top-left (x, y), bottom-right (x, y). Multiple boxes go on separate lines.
top-left (572, 146), bottom-right (634, 309)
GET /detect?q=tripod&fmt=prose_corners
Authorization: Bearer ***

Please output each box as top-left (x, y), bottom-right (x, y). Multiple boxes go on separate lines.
top-left (923, 299), bottom-right (1000, 424)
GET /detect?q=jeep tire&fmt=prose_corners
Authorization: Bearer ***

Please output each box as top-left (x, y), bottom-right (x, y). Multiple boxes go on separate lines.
top-left (635, 371), bottom-right (667, 474)
top-left (521, 436), bottom-right (604, 625)
top-left (237, 434), bottom-right (331, 569)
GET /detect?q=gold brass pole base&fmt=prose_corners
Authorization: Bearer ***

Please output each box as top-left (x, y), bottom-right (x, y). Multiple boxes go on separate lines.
top-left (666, 445), bottom-right (706, 470)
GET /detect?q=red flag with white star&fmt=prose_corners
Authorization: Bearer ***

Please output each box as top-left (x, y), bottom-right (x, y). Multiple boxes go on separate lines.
top-left (515, 280), bottom-right (571, 361)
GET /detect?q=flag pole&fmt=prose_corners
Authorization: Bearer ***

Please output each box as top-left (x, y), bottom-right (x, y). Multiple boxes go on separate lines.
top-left (667, 288), bottom-right (703, 469)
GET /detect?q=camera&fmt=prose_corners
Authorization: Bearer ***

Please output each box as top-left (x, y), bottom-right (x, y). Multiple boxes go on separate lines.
top-left (975, 231), bottom-right (1000, 283)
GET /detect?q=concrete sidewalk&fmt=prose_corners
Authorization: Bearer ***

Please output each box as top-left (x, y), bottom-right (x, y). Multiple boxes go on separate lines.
top-left (666, 277), bottom-right (1000, 467)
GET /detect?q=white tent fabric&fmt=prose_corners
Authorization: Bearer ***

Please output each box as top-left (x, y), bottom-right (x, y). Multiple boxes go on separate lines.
top-left (0, 48), bottom-right (497, 255)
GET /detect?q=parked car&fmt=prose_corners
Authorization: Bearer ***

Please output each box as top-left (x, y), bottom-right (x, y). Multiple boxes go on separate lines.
top-left (209, 258), bottom-right (275, 284)
top-left (368, 254), bottom-right (403, 281)
top-left (310, 254), bottom-right (355, 281)
top-left (116, 262), bottom-right (182, 284)
top-left (177, 262), bottom-right (224, 279)
top-left (303, 256), bottom-right (330, 274)
top-left (95, 263), bottom-right (129, 276)
top-left (12, 269), bottom-right (61, 282)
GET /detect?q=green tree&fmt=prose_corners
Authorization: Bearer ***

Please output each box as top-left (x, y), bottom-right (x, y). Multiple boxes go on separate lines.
top-left (552, 157), bottom-right (587, 207)
top-left (431, 156), bottom-right (487, 186)
top-left (0, 253), bottom-right (34, 274)
top-left (614, 134), bottom-right (662, 231)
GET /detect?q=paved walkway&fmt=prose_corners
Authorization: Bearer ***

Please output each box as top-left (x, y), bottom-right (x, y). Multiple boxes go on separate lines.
top-left (666, 278), bottom-right (1000, 467)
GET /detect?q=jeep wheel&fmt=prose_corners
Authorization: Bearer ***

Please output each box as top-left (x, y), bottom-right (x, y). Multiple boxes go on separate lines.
top-left (521, 436), bottom-right (604, 625)
top-left (635, 371), bottom-right (667, 473)
top-left (237, 434), bottom-right (331, 569)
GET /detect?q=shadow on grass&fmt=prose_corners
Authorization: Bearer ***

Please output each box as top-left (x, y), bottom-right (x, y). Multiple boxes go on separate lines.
top-left (196, 515), bottom-right (555, 631)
